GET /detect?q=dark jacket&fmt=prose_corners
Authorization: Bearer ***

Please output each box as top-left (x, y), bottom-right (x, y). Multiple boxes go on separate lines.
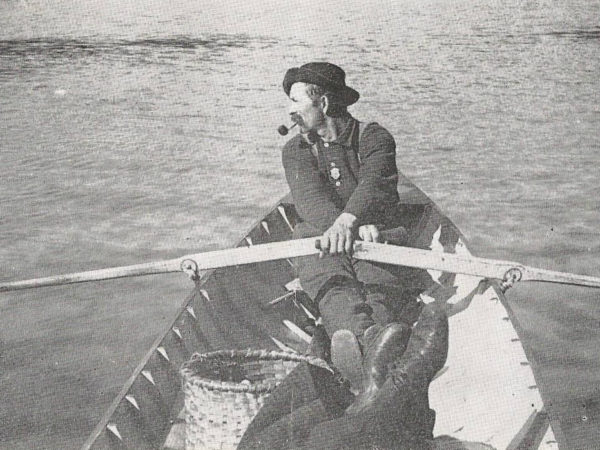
top-left (282, 118), bottom-right (402, 232)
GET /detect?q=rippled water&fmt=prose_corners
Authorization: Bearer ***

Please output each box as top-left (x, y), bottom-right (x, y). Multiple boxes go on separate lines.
top-left (1, 0), bottom-right (599, 448)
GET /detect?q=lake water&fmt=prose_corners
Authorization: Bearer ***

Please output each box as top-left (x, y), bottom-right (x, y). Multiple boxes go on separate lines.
top-left (1, 0), bottom-right (599, 448)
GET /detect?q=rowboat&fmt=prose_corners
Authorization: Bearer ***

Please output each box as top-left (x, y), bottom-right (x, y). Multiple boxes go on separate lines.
top-left (76, 186), bottom-right (562, 449)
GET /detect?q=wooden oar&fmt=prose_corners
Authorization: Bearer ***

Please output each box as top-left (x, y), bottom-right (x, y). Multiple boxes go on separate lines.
top-left (1, 239), bottom-right (600, 293)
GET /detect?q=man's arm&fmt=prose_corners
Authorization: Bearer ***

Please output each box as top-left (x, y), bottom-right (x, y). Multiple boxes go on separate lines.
top-left (321, 124), bottom-right (400, 255)
top-left (343, 123), bottom-right (399, 225)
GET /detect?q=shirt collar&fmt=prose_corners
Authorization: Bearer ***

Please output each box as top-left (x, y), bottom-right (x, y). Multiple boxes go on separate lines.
top-left (324, 116), bottom-right (357, 148)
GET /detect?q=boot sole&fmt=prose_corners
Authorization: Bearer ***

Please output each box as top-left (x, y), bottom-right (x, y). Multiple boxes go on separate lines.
top-left (331, 330), bottom-right (364, 395)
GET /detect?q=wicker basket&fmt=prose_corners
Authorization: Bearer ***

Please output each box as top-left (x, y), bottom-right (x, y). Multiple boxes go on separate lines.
top-left (180, 349), bottom-right (330, 450)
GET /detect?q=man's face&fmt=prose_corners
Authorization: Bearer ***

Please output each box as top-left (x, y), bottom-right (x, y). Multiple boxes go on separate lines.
top-left (288, 82), bottom-right (325, 133)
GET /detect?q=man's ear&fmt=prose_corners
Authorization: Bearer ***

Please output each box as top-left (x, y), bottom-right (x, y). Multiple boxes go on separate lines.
top-left (320, 94), bottom-right (329, 115)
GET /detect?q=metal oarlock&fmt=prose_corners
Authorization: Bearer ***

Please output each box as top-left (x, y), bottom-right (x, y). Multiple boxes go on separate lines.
top-left (500, 267), bottom-right (523, 293)
top-left (181, 259), bottom-right (200, 281)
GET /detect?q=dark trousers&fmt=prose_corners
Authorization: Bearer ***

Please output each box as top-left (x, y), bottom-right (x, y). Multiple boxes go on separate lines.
top-left (238, 304), bottom-right (449, 450)
top-left (292, 221), bottom-right (429, 339)
top-left (237, 362), bottom-right (353, 449)
top-left (237, 362), bottom-right (432, 450)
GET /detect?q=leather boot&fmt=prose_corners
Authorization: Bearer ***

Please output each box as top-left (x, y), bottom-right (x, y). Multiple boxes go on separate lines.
top-left (346, 322), bottom-right (412, 414)
top-left (388, 303), bottom-right (449, 392)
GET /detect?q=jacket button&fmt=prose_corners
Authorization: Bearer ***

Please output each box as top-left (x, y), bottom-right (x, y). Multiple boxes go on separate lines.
top-left (335, 181), bottom-right (341, 186)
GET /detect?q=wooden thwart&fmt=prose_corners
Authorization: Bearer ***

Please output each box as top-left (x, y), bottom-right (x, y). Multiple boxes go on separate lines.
top-left (1, 239), bottom-right (600, 293)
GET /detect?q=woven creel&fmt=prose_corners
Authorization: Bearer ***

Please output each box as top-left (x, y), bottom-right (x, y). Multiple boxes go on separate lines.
top-left (180, 349), bottom-right (330, 450)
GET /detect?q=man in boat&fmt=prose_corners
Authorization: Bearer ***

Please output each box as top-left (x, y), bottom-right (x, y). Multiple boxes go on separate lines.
top-left (238, 62), bottom-right (450, 449)
top-left (280, 61), bottom-right (423, 342)
top-left (281, 61), bottom-right (434, 382)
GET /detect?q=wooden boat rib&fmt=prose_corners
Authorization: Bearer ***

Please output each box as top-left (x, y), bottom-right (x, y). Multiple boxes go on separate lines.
top-left (82, 190), bottom-right (563, 449)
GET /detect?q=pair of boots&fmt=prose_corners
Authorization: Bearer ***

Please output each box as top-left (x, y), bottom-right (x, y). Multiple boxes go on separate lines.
top-left (330, 303), bottom-right (448, 416)
top-left (331, 322), bottom-right (410, 412)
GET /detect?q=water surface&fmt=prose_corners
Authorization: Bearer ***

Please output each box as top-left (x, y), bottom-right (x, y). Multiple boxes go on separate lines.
top-left (1, 0), bottom-right (599, 448)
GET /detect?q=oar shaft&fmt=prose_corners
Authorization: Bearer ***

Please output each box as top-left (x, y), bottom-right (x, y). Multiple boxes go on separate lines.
top-left (187, 238), bottom-right (318, 271)
top-left (0, 260), bottom-right (181, 292)
top-left (520, 266), bottom-right (600, 288)
top-left (353, 242), bottom-right (517, 280)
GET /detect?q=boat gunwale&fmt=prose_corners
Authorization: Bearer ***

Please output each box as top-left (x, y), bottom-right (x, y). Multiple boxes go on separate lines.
top-left (493, 282), bottom-right (567, 448)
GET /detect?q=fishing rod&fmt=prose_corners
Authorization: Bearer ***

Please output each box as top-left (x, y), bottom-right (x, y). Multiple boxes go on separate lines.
top-left (1, 239), bottom-right (600, 293)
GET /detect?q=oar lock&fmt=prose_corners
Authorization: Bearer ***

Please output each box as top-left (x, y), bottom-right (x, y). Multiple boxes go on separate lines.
top-left (500, 267), bottom-right (523, 293)
top-left (181, 259), bottom-right (200, 281)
